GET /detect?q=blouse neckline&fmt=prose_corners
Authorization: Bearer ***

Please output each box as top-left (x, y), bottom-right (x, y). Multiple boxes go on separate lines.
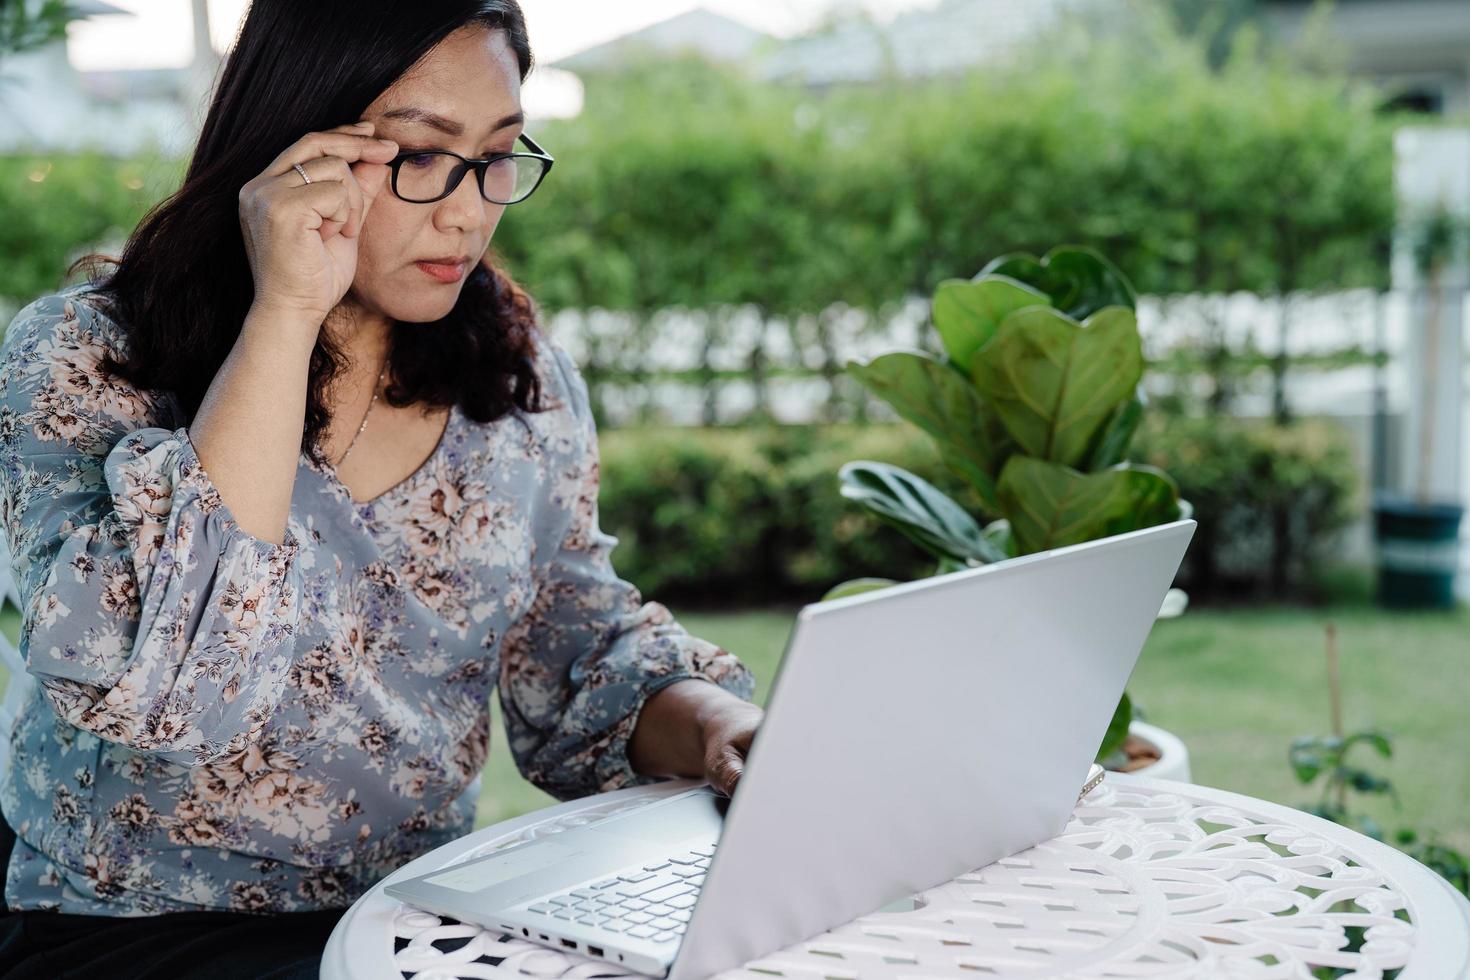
top-left (311, 401), bottom-right (460, 510)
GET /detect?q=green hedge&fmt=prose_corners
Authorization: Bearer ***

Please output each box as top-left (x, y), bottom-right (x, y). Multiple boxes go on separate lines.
top-left (493, 20), bottom-right (1395, 319)
top-left (598, 418), bottom-right (1361, 607)
top-left (2, 18), bottom-right (1395, 316)
top-left (596, 424), bottom-right (972, 604)
top-left (1134, 415), bottom-right (1361, 600)
top-left (0, 152), bottom-right (181, 310)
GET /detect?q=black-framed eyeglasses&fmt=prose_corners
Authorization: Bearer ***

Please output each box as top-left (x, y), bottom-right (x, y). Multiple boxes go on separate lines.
top-left (387, 132), bottom-right (554, 205)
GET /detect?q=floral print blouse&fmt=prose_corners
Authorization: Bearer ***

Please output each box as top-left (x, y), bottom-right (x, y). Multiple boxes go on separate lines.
top-left (0, 282), bottom-right (755, 916)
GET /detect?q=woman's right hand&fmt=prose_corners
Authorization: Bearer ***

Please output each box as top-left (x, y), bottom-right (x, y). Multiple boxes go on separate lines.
top-left (238, 120), bottom-right (400, 326)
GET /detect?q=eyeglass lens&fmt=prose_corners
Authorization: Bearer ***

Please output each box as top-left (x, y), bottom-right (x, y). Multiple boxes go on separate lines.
top-left (396, 153), bottom-right (543, 203)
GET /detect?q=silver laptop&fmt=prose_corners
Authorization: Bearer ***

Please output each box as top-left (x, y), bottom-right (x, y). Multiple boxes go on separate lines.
top-left (386, 518), bottom-right (1196, 978)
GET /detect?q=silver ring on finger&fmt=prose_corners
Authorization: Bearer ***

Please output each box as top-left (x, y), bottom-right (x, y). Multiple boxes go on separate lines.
top-left (293, 162), bottom-right (311, 186)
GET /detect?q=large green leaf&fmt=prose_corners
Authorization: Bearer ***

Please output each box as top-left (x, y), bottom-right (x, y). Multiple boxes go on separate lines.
top-left (838, 460), bottom-right (1007, 564)
top-left (979, 245), bottom-right (1137, 320)
top-left (1344, 730), bottom-right (1394, 759)
top-left (1290, 736), bottom-right (1331, 784)
top-left (847, 351), bottom-right (1005, 512)
top-left (1086, 388), bottom-right (1146, 470)
top-left (931, 275), bottom-right (1049, 371)
top-left (933, 556), bottom-right (970, 576)
top-left (936, 441), bottom-right (1010, 518)
top-left (821, 578), bottom-right (902, 602)
top-left (981, 518), bottom-right (1016, 558)
top-left (970, 306), bottom-right (1144, 468)
top-left (996, 456), bottom-right (1181, 554)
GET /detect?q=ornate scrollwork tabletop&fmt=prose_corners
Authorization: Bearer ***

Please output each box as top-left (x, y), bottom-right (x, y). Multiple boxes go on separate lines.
top-left (321, 774), bottom-right (1470, 979)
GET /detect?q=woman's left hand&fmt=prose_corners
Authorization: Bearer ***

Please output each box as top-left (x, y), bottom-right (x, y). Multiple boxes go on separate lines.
top-left (700, 698), bottom-right (765, 798)
top-left (630, 679), bottom-right (764, 797)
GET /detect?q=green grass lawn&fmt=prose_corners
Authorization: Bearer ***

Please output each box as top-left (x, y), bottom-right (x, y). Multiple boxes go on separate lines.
top-left (5, 602), bottom-right (1467, 854)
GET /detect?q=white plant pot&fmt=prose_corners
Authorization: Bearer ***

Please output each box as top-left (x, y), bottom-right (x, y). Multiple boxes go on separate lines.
top-left (1122, 593), bottom-right (1193, 783)
top-left (1124, 720), bottom-right (1192, 783)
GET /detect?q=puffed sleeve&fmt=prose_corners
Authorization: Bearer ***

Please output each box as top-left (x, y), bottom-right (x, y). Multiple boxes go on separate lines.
top-left (496, 339), bottom-right (757, 802)
top-left (0, 289), bottom-right (304, 768)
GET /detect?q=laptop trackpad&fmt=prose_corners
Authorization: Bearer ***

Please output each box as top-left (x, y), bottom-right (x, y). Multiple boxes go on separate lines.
top-left (590, 790), bottom-right (729, 845)
top-left (420, 839), bottom-right (582, 893)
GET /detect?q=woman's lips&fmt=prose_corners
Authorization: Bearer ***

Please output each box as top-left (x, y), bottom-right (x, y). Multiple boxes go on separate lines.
top-left (415, 260), bottom-right (466, 283)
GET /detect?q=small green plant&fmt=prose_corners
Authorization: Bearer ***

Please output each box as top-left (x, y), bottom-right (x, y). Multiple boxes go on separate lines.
top-left (1291, 622), bottom-right (1469, 896)
top-left (1289, 728), bottom-right (1397, 838)
top-left (824, 245), bottom-right (1190, 763)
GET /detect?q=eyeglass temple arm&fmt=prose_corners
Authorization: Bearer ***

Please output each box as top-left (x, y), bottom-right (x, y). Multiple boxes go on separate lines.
top-left (519, 131), bottom-right (554, 163)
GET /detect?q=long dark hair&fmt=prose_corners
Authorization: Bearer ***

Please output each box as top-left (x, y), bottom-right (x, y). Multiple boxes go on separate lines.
top-left (68, 0), bottom-right (549, 460)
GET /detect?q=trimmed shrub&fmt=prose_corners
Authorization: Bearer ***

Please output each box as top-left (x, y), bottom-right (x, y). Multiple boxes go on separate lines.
top-left (598, 418), bottom-right (1359, 606)
top-left (1134, 415), bottom-right (1360, 600)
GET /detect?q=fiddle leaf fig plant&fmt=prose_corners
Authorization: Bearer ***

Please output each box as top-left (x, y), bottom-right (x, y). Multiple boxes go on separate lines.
top-left (844, 355), bottom-right (1010, 512)
top-left (837, 461), bottom-right (1009, 565)
top-left (979, 246), bottom-right (1138, 320)
top-left (825, 245), bottom-right (1190, 764)
top-left (969, 305), bottom-right (1143, 467)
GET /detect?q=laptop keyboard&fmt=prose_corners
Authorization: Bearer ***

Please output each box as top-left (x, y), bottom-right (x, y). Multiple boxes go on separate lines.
top-left (519, 842), bottom-right (716, 944)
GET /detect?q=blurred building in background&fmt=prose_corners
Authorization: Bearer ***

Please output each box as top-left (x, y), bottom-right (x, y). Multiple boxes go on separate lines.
top-left (547, 0), bottom-right (1470, 112)
top-left (551, 7), bottom-right (777, 73)
top-left (0, 0), bottom-right (218, 157)
top-left (1263, 0), bottom-right (1470, 116)
top-left (7, 0), bottom-right (1468, 157)
top-left (756, 0), bottom-right (1095, 88)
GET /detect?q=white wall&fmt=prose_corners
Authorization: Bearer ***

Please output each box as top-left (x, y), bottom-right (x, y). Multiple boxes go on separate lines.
top-left (0, 41), bottom-right (193, 157)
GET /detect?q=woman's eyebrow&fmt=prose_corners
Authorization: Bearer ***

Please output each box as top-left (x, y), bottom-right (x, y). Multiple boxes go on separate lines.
top-left (378, 107), bottom-right (525, 137)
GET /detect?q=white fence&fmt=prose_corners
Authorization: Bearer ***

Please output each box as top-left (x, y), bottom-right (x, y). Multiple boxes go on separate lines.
top-left (548, 287), bottom-right (1468, 587)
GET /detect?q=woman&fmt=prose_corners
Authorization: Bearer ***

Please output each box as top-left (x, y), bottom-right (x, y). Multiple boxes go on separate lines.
top-left (0, 1), bottom-right (761, 975)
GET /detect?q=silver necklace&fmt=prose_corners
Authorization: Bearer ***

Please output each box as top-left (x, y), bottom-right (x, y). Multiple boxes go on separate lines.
top-left (334, 364), bottom-right (388, 467)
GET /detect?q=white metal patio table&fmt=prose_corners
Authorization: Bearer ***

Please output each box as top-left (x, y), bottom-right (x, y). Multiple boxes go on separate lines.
top-left (320, 772), bottom-right (1470, 979)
